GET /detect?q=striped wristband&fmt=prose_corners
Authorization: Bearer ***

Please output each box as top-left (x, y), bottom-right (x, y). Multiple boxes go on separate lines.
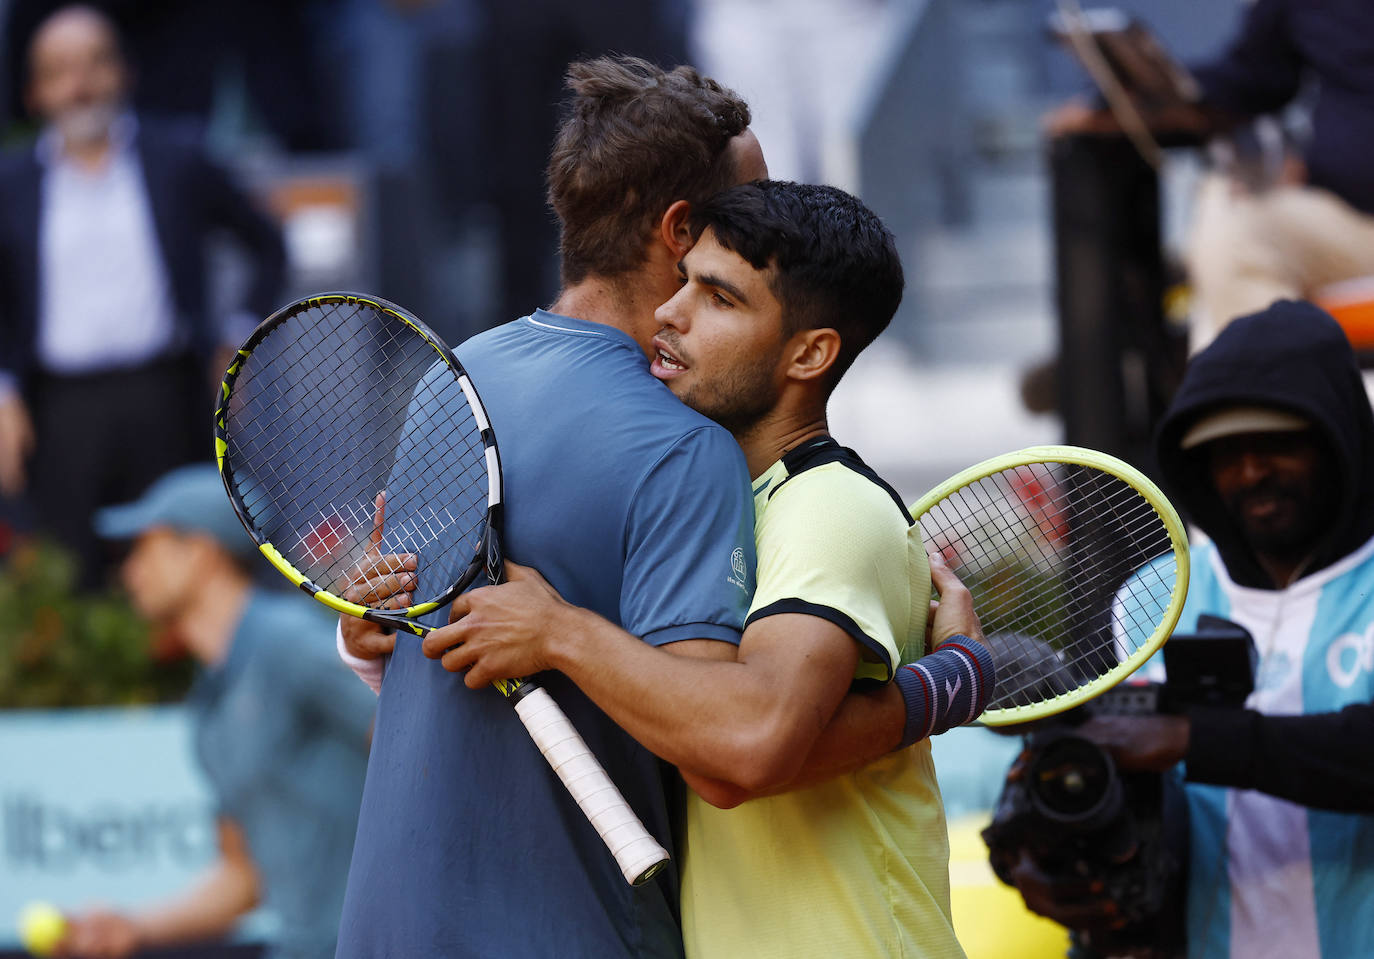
top-left (894, 636), bottom-right (995, 747)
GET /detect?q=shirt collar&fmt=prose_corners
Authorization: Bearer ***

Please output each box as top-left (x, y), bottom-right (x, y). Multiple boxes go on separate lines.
top-left (524, 308), bottom-right (645, 355)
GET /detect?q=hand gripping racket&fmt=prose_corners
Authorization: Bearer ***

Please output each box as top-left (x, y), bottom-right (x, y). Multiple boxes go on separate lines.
top-left (911, 445), bottom-right (1189, 726)
top-left (213, 292), bottom-right (670, 885)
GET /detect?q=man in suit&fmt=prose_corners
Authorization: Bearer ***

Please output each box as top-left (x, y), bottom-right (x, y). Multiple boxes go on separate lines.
top-left (0, 4), bottom-right (285, 586)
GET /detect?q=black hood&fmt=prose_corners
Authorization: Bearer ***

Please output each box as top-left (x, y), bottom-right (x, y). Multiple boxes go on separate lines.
top-left (1154, 300), bottom-right (1374, 588)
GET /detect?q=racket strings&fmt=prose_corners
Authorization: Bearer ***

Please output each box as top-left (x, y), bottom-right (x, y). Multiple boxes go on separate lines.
top-left (242, 322), bottom-right (487, 588)
top-left (223, 298), bottom-right (492, 602)
top-left (921, 462), bottom-right (1177, 711)
top-left (231, 309), bottom-right (420, 526)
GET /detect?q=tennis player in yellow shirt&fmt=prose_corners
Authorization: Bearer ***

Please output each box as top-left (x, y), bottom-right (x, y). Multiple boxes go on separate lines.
top-left (423, 181), bottom-right (992, 959)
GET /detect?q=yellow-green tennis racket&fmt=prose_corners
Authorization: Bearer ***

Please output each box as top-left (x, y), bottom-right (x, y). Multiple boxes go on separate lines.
top-left (910, 445), bottom-right (1189, 726)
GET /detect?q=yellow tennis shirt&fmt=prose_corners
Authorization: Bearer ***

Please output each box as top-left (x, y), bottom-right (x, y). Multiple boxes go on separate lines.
top-left (680, 438), bottom-right (964, 959)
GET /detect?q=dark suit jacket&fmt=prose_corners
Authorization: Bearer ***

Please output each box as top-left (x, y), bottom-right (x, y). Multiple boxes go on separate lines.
top-left (0, 116), bottom-right (286, 391)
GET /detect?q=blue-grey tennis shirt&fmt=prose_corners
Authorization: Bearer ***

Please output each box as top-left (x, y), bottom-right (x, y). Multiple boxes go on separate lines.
top-left (190, 591), bottom-right (375, 959)
top-left (336, 311), bottom-right (756, 959)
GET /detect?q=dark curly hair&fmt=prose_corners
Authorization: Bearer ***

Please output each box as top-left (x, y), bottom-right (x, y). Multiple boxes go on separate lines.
top-left (689, 180), bottom-right (904, 388)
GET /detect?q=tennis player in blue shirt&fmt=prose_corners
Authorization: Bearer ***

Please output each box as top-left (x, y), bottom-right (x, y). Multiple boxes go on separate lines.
top-left (334, 56), bottom-right (768, 959)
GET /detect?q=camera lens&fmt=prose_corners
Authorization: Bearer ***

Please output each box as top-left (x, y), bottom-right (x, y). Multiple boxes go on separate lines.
top-left (1027, 734), bottom-right (1123, 829)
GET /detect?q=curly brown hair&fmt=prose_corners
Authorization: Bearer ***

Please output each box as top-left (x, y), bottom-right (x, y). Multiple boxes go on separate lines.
top-left (547, 56), bottom-right (751, 285)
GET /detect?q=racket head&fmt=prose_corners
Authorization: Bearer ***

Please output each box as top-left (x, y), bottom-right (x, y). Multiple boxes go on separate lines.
top-left (910, 445), bottom-right (1189, 726)
top-left (214, 292), bottom-right (503, 634)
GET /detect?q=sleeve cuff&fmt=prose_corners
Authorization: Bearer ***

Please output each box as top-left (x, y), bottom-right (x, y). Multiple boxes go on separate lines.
top-left (336, 619), bottom-right (385, 694)
top-left (748, 598), bottom-right (896, 680)
top-left (642, 621), bottom-right (743, 648)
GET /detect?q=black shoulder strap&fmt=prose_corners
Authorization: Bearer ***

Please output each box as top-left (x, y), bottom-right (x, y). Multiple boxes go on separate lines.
top-left (772, 436), bottom-right (913, 524)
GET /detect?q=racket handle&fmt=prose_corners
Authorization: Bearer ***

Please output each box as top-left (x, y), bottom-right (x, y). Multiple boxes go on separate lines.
top-left (513, 685), bottom-right (671, 885)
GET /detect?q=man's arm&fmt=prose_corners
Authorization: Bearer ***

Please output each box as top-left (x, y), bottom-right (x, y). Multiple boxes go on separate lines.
top-left (1083, 703), bottom-right (1374, 812)
top-left (1188, 0), bottom-right (1302, 121)
top-left (0, 387), bottom-right (33, 497)
top-left (424, 552), bottom-right (988, 797)
top-left (195, 148), bottom-right (286, 336)
top-left (427, 568), bottom-right (860, 792)
top-left (1043, 0), bottom-right (1295, 141)
top-left (335, 492), bottom-right (419, 689)
top-left (677, 681), bottom-right (902, 808)
top-left (678, 551), bottom-right (989, 806)
top-left (58, 818), bottom-right (259, 958)
top-left (1188, 704), bottom-right (1374, 810)
top-left (0, 223), bottom-right (33, 496)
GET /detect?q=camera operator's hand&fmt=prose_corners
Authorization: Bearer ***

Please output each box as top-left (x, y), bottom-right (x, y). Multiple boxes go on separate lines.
top-left (1008, 850), bottom-right (1129, 933)
top-left (1078, 715), bottom-right (1190, 772)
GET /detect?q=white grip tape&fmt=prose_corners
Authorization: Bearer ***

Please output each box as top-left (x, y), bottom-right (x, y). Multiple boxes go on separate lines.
top-left (514, 686), bottom-right (670, 885)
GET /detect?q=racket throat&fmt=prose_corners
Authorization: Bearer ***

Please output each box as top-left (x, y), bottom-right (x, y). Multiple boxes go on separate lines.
top-left (498, 677), bottom-right (532, 701)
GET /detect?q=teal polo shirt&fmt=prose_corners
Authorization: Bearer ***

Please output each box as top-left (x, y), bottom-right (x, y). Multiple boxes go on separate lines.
top-left (190, 590), bottom-right (374, 959)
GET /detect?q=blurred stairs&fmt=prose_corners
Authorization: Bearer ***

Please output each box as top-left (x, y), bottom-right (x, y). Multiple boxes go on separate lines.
top-left (831, 0), bottom-right (1062, 502)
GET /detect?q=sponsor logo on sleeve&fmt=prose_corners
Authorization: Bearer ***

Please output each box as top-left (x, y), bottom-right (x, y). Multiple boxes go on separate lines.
top-left (727, 546), bottom-right (749, 592)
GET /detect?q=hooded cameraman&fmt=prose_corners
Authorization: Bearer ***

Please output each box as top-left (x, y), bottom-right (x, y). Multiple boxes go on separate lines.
top-left (1011, 300), bottom-right (1374, 959)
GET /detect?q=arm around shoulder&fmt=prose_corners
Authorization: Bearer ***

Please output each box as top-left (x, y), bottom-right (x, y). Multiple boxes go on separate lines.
top-left (695, 635), bottom-right (996, 805)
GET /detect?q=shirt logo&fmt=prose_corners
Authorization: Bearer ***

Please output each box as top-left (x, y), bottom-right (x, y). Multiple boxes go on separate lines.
top-left (1327, 625), bottom-right (1374, 689)
top-left (944, 675), bottom-right (963, 707)
top-left (726, 546), bottom-right (749, 593)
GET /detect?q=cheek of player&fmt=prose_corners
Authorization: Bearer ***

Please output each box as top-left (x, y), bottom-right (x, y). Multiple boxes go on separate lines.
top-left (1206, 431), bottom-right (1331, 552)
top-left (121, 528), bottom-right (203, 622)
top-left (652, 235), bottom-right (787, 420)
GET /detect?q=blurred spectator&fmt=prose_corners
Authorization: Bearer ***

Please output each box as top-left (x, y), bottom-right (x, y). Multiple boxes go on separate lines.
top-left (474, 0), bottom-right (691, 329)
top-left (4, 0), bottom-right (342, 150)
top-left (1046, 0), bottom-right (1374, 351)
top-left (0, 5), bottom-right (285, 586)
top-left (1008, 302), bottom-right (1374, 958)
top-left (53, 463), bottom-right (374, 959)
top-left (690, 0), bottom-right (895, 188)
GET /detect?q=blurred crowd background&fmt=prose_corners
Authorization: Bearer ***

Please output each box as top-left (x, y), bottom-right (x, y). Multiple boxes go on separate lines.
top-left (1, 0), bottom-right (1359, 956)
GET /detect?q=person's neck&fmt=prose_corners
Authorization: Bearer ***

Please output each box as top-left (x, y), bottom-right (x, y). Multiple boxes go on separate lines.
top-left (548, 257), bottom-right (680, 361)
top-left (172, 572), bottom-right (252, 667)
top-left (59, 134), bottom-right (113, 172)
top-left (1257, 551), bottom-right (1314, 589)
top-left (734, 402), bottom-right (830, 480)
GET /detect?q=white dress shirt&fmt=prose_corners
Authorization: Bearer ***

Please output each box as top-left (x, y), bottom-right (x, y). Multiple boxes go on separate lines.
top-left (35, 115), bottom-right (178, 377)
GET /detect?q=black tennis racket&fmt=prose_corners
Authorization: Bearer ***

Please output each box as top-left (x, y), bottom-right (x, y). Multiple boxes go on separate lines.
top-left (214, 291), bottom-right (669, 885)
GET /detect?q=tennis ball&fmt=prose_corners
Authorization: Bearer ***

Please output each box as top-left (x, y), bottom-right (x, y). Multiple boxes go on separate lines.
top-left (17, 901), bottom-right (66, 957)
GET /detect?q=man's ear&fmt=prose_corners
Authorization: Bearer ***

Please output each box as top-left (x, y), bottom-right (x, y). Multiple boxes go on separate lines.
top-left (786, 328), bottom-right (841, 383)
top-left (658, 200), bottom-right (695, 260)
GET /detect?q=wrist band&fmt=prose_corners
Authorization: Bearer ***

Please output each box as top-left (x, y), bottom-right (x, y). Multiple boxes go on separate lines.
top-left (895, 636), bottom-right (995, 747)
top-left (336, 620), bottom-right (386, 694)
